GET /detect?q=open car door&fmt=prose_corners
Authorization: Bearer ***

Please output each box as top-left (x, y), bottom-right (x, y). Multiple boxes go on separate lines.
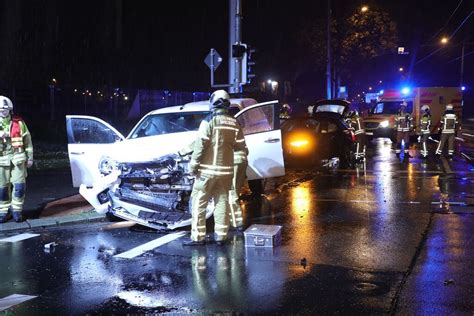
top-left (235, 101), bottom-right (285, 180)
top-left (66, 115), bottom-right (125, 187)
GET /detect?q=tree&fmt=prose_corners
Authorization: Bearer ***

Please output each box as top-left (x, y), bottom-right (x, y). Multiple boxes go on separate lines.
top-left (297, 4), bottom-right (398, 95)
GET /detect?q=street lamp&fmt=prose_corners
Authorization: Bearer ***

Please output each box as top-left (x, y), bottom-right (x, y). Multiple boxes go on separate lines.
top-left (361, 6), bottom-right (368, 13)
top-left (440, 37), bottom-right (449, 45)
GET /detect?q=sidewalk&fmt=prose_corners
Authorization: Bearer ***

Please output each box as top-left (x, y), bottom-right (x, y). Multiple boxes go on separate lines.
top-left (0, 194), bottom-right (105, 233)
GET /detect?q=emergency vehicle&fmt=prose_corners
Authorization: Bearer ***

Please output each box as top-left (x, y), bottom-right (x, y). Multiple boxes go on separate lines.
top-left (363, 87), bottom-right (463, 141)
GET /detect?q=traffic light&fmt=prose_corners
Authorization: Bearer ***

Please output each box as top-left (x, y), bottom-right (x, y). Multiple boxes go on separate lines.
top-left (242, 45), bottom-right (256, 84)
top-left (232, 43), bottom-right (247, 58)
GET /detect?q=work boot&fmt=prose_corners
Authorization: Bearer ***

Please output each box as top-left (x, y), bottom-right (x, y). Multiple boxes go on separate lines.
top-left (230, 226), bottom-right (244, 232)
top-left (215, 239), bottom-right (228, 246)
top-left (12, 212), bottom-right (23, 223)
top-left (0, 213), bottom-right (11, 223)
top-left (182, 238), bottom-right (205, 246)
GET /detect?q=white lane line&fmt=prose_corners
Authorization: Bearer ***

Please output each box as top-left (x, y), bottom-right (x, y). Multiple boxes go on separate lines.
top-left (0, 233), bottom-right (40, 243)
top-left (114, 231), bottom-right (187, 259)
top-left (462, 133), bottom-right (474, 138)
top-left (299, 198), bottom-right (470, 205)
top-left (0, 294), bottom-right (37, 311)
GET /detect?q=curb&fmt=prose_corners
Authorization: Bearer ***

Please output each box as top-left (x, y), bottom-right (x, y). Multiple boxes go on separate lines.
top-left (0, 192), bottom-right (107, 234)
top-left (0, 211), bottom-right (106, 234)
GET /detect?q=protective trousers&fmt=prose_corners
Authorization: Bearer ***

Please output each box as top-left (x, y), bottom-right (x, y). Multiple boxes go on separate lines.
top-left (229, 161), bottom-right (247, 228)
top-left (420, 134), bottom-right (429, 157)
top-left (0, 162), bottom-right (26, 215)
top-left (396, 131), bottom-right (410, 154)
top-left (436, 133), bottom-right (455, 156)
top-left (354, 135), bottom-right (366, 160)
top-left (191, 175), bottom-right (232, 242)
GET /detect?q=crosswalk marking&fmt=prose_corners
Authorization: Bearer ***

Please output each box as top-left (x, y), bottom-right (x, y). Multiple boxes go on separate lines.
top-left (0, 294), bottom-right (37, 312)
top-left (0, 233), bottom-right (40, 243)
top-left (114, 231), bottom-right (187, 259)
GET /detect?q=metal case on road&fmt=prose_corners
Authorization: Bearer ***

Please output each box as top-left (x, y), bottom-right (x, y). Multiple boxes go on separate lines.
top-left (244, 224), bottom-right (282, 247)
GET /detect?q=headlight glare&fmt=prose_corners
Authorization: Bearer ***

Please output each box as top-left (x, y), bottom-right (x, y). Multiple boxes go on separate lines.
top-left (379, 120), bottom-right (389, 128)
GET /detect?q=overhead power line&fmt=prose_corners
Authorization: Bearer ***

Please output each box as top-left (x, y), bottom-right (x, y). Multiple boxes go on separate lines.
top-left (416, 10), bottom-right (473, 65)
top-left (424, 0), bottom-right (464, 45)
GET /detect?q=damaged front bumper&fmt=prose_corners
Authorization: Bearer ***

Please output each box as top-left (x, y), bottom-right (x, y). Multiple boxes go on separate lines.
top-left (79, 155), bottom-right (214, 231)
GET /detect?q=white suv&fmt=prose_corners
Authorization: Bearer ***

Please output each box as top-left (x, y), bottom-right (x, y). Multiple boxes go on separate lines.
top-left (66, 98), bottom-right (285, 230)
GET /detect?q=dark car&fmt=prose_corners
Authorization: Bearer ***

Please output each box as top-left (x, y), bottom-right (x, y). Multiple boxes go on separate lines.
top-left (281, 100), bottom-right (355, 167)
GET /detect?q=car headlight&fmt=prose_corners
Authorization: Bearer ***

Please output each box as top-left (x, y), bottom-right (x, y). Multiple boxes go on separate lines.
top-left (379, 120), bottom-right (389, 128)
top-left (98, 156), bottom-right (119, 175)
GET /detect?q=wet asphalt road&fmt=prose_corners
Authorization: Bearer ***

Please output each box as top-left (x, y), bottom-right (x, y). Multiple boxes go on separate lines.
top-left (1, 139), bottom-right (474, 315)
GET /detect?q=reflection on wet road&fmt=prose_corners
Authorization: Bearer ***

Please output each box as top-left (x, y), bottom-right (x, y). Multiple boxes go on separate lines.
top-left (1, 139), bottom-right (473, 314)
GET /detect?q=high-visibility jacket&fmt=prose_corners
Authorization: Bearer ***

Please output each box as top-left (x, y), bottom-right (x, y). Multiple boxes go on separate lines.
top-left (0, 116), bottom-right (33, 166)
top-left (395, 112), bottom-right (413, 132)
top-left (191, 109), bottom-right (247, 178)
top-left (420, 114), bottom-right (431, 135)
top-left (440, 111), bottom-right (458, 134)
top-left (348, 115), bottom-right (365, 136)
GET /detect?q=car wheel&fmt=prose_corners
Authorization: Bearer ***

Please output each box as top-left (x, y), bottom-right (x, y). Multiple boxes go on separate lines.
top-left (248, 179), bottom-right (264, 195)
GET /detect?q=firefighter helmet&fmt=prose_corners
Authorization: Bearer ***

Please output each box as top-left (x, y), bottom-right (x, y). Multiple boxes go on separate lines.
top-left (421, 105), bottom-right (430, 113)
top-left (347, 110), bottom-right (358, 118)
top-left (209, 90), bottom-right (230, 109)
top-left (446, 104), bottom-right (453, 111)
top-left (0, 96), bottom-right (13, 111)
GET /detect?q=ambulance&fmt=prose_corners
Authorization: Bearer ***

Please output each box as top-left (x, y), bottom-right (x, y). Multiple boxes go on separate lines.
top-left (363, 87), bottom-right (463, 142)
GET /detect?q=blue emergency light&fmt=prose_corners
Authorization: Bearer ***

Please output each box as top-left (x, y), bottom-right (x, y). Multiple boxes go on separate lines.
top-left (401, 87), bottom-right (411, 95)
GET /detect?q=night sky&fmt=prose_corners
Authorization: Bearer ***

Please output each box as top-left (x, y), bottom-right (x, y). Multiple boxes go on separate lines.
top-left (0, 0), bottom-right (472, 102)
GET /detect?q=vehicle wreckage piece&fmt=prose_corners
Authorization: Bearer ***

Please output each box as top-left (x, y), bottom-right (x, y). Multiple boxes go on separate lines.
top-left (80, 154), bottom-right (214, 230)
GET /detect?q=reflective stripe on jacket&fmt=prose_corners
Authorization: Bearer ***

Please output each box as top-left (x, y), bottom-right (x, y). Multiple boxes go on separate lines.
top-left (191, 109), bottom-right (247, 178)
top-left (395, 113), bottom-right (413, 132)
top-left (440, 112), bottom-right (458, 134)
top-left (420, 115), bottom-right (431, 134)
top-left (349, 116), bottom-right (365, 135)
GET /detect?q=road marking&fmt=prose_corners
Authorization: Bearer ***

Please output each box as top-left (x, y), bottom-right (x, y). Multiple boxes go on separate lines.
top-left (0, 294), bottom-right (37, 311)
top-left (291, 198), bottom-right (469, 206)
top-left (114, 231), bottom-right (187, 259)
top-left (0, 233), bottom-right (40, 243)
top-left (462, 133), bottom-right (474, 138)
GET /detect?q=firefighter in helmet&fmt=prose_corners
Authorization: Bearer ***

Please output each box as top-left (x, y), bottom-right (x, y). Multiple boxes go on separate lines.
top-left (182, 90), bottom-right (247, 246)
top-left (394, 102), bottom-right (413, 159)
top-left (345, 110), bottom-right (366, 162)
top-left (279, 103), bottom-right (291, 121)
top-left (419, 105), bottom-right (431, 158)
top-left (0, 96), bottom-right (33, 223)
top-left (436, 104), bottom-right (458, 158)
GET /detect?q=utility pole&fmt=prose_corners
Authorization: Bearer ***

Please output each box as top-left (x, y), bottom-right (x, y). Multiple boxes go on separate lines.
top-left (460, 40), bottom-right (465, 87)
top-left (326, 0), bottom-right (332, 99)
top-left (228, 0), bottom-right (242, 93)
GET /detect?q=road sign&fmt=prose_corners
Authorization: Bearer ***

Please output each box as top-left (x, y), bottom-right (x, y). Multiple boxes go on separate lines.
top-left (204, 49), bottom-right (223, 70)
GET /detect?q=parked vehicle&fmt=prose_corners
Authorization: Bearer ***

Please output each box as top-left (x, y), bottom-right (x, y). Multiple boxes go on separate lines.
top-left (66, 98), bottom-right (285, 230)
top-left (363, 87), bottom-right (463, 142)
top-left (281, 99), bottom-right (355, 168)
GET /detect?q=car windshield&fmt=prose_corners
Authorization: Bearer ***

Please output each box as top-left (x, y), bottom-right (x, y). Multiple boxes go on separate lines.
top-left (282, 118), bottom-right (338, 134)
top-left (129, 111), bottom-right (210, 138)
top-left (315, 104), bottom-right (346, 115)
top-left (371, 101), bottom-right (413, 114)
